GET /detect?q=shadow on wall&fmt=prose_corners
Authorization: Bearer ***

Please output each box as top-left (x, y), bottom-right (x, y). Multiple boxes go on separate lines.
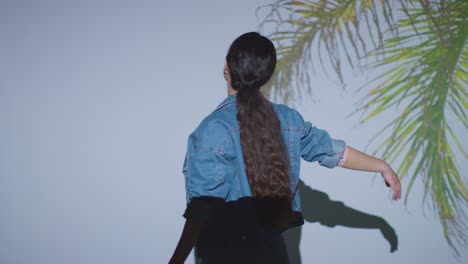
top-left (283, 179), bottom-right (398, 264)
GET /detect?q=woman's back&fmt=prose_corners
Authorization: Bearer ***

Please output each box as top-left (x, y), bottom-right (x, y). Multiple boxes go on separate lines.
top-left (183, 93), bottom-right (345, 263)
top-left (169, 32), bottom-right (400, 264)
top-left (183, 93), bottom-right (345, 221)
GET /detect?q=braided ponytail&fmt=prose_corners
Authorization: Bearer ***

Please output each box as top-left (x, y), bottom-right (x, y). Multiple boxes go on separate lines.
top-left (226, 32), bottom-right (291, 227)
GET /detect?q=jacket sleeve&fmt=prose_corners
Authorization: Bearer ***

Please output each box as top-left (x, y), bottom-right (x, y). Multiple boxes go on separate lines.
top-left (300, 120), bottom-right (346, 169)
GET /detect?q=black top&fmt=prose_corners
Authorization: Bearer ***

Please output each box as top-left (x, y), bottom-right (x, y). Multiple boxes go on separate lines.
top-left (184, 196), bottom-right (303, 264)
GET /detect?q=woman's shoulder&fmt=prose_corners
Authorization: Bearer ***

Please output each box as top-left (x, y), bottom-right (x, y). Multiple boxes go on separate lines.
top-left (271, 102), bottom-right (305, 127)
top-left (198, 114), bottom-right (231, 134)
top-left (190, 110), bottom-right (235, 150)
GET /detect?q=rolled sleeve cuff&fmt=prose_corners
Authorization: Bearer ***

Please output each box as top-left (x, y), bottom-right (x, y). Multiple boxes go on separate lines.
top-left (319, 139), bottom-right (346, 169)
top-left (338, 145), bottom-right (348, 167)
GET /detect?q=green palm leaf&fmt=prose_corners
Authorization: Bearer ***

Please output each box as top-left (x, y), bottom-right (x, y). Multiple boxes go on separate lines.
top-left (258, 0), bottom-right (397, 102)
top-left (358, 0), bottom-right (468, 254)
top-left (259, 0), bottom-right (468, 256)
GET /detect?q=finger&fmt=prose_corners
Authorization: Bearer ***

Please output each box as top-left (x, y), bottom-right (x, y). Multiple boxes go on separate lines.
top-left (396, 185), bottom-right (400, 200)
top-left (396, 182), bottom-right (399, 200)
top-left (395, 185), bottom-right (398, 200)
top-left (389, 180), bottom-right (395, 199)
top-left (397, 179), bottom-right (401, 200)
top-left (397, 182), bottom-right (400, 200)
top-left (390, 184), bottom-right (395, 200)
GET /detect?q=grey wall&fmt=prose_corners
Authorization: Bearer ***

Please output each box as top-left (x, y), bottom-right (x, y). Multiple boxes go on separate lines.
top-left (1, 0), bottom-right (466, 263)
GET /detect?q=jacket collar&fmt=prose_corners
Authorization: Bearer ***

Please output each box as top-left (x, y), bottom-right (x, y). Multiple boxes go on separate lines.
top-left (214, 93), bottom-right (237, 111)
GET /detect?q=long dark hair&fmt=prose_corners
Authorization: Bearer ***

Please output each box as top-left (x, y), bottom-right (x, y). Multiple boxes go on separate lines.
top-left (226, 32), bottom-right (291, 226)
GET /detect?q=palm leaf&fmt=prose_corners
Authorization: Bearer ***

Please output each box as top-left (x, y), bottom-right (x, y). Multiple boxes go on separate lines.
top-left (357, 0), bottom-right (468, 255)
top-left (259, 0), bottom-right (468, 256)
top-left (258, 0), bottom-right (399, 103)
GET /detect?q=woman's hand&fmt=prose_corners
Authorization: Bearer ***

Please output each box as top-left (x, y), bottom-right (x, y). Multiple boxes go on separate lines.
top-left (380, 164), bottom-right (401, 201)
top-left (340, 146), bottom-right (402, 200)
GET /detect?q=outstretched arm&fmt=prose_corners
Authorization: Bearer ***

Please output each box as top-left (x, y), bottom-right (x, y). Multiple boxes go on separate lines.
top-left (169, 219), bottom-right (205, 264)
top-left (339, 146), bottom-right (401, 200)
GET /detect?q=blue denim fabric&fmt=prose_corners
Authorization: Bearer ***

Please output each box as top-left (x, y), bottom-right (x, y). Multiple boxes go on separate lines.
top-left (183, 93), bottom-right (345, 213)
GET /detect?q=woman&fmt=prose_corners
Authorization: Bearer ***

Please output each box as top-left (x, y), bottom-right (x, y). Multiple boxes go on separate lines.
top-left (169, 32), bottom-right (401, 264)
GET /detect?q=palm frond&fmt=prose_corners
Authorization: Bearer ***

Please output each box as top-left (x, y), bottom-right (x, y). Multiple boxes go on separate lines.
top-left (259, 0), bottom-right (468, 256)
top-left (258, 0), bottom-right (399, 103)
top-left (357, 0), bottom-right (468, 255)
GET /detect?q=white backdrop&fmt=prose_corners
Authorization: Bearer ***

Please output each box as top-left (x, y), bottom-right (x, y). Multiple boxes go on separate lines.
top-left (1, 0), bottom-right (467, 263)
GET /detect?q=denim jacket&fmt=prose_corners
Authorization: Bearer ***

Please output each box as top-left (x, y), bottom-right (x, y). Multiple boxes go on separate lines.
top-left (183, 93), bottom-right (345, 217)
